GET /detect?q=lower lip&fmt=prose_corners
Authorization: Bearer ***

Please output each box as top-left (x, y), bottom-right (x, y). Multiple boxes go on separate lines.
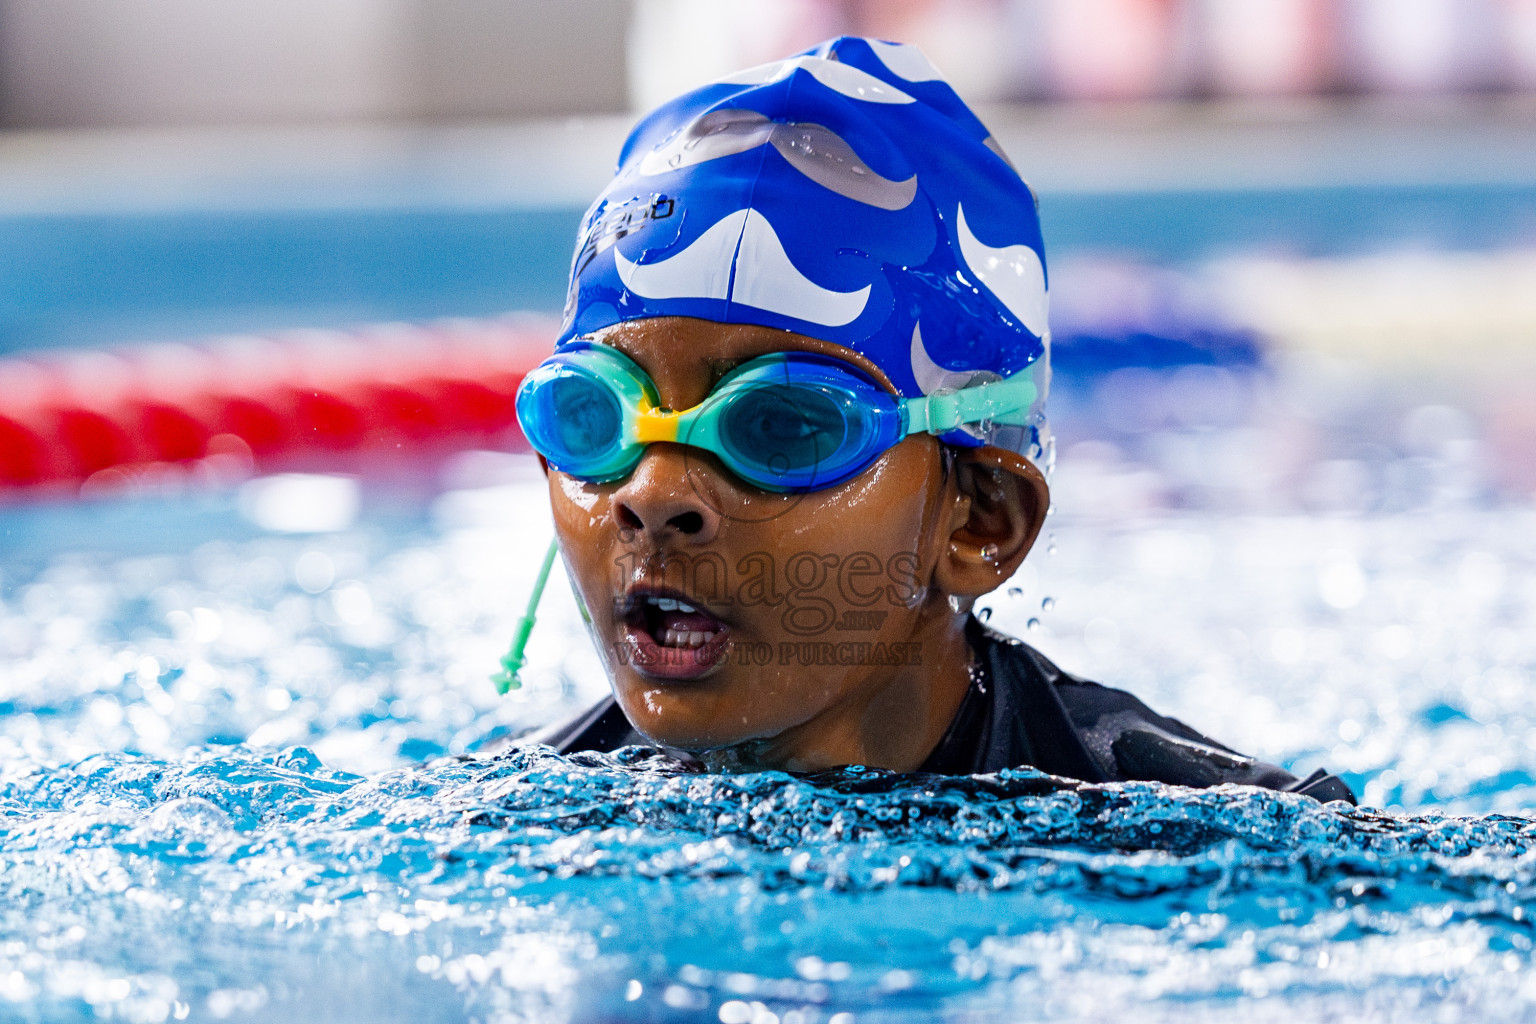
top-left (619, 623), bottom-right (732, 681)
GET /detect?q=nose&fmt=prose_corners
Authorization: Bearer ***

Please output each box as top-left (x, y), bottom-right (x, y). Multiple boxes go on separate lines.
top-left (611, 444), bottom-right (721, 544)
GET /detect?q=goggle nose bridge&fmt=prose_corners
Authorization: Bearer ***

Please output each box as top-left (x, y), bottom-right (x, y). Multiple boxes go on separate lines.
top-left (633, 408), bottom-right (683, 444)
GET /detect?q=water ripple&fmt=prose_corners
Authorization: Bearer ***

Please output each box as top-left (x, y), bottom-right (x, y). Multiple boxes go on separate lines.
top-left (2, 744), bottom-right (1534, 1021)
top-left (4, 495), bottom-right (1536, 1021)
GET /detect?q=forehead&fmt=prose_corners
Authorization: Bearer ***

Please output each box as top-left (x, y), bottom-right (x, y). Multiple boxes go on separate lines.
top-left (588, 316), bottom-right (896, 407)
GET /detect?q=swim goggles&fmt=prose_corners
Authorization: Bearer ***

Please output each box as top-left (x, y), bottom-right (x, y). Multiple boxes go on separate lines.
top-left (515, 341), bottom-right (1038, 493)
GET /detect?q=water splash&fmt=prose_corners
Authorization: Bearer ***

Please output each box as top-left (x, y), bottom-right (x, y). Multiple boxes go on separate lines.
top-left (4, 487), bottom-right (1536, 1021)
top-left (2, 745), bottom-right (1536, 1023)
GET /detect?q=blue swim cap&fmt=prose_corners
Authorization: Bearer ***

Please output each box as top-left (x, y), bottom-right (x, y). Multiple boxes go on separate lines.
top-left (559, 36), bottom-right (1051, 469)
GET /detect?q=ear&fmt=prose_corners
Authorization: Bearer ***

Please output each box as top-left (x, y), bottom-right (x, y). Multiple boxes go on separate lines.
top-left (933, 447), bottom-right (1049, 602)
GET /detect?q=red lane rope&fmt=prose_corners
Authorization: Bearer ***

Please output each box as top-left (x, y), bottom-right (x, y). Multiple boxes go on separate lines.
top-left (0, 316), bottom-right (553, 499)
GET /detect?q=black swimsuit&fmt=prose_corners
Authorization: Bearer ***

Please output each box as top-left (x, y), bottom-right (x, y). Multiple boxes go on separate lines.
top-left (531, 617), bottom-right (1356, 803)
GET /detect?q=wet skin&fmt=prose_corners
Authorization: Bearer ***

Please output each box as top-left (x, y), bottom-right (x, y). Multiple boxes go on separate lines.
top-left (545, 316), bottom-right (1047, 773)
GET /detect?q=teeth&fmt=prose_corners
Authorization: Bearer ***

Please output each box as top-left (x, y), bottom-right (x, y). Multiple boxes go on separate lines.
top-left (647, 597), bottom-right (699, 614)
top-left (661, 628), bottom-right (716, 648)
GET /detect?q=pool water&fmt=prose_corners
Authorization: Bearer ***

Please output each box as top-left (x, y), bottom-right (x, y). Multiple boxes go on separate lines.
top-left (4, 414), bottom-right (1536, 1022)
top-left (3, 137), bottom-right (1535, 1019)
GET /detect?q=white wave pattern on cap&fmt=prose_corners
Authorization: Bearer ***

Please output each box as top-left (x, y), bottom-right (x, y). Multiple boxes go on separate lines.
top-left (867, 40), bottom-right (947, 83)
top-left (955, 203), bottom-right (1049, 337)
top-left (636, 109), bottom-right (917, 210)
top-left (614, 207), bottom-right (739, 302)
top-left (615, 208), bottom-right (872, 328)
top-left (716, 56), bottom-right (915, 105)
top-left (909, 322), bottom-right (975, 394)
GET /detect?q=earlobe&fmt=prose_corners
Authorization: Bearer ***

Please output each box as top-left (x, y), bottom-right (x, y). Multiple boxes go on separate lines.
top-left (935, 447), bottom-right (1049, 601)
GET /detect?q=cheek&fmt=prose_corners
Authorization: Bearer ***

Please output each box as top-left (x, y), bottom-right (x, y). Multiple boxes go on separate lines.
top-left (763, 445), bottom-right (943, 626)
top-left (547, 474), bottom-right (616, 613)
top-left (783, 443), bottom-right (940, 550)
top-left (556, 472), bottom-right (600, 513)
top-left (548, 471), bottom-right (610, 536)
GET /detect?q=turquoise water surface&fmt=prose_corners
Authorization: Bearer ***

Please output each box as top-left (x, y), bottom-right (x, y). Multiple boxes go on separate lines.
top-left (3, 454), bottom-right (1535, 1022)
top-left (3, 146), bottom-right (1534, 1020)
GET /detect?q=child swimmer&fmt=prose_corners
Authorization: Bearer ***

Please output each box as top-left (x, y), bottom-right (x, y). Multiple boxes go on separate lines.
top-left (513, 37), bottom-right (1353, 801)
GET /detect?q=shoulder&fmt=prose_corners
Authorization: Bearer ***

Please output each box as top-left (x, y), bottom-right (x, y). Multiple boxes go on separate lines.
top-left (521, 695), bottom-right (645, 753)
top-left (978, 623), bottom-right (1355, 801)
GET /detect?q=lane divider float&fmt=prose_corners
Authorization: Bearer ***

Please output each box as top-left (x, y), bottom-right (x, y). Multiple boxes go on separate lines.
top-left (0, 316), bottom-right (553, 499)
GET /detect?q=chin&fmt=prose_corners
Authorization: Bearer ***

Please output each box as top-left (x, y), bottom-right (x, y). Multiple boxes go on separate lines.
top-left (612, 676), bottom-right (770, 753)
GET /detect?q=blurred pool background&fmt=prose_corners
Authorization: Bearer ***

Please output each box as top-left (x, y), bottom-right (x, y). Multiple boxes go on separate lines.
top-left (3, 2), bottom-right (1536, 1022)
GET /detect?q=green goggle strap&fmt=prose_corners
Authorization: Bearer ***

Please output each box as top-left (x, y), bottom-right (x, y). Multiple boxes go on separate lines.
top-left (903, 372), bottom-right (1037, 436)
top-left (491, 536), bottom-right (561, 694)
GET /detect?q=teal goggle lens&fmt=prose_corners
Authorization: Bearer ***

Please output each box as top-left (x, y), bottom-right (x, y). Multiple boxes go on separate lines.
top-left (518, 361), bottom-right (644, 482)
top-left (516, 343), bottom-right (906, 493)
top-left (702, 370), bottom-right (902, 491)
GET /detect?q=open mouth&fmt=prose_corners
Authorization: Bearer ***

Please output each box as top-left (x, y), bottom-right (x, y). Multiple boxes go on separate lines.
top-left (619, 588), bottom-right (731, 679)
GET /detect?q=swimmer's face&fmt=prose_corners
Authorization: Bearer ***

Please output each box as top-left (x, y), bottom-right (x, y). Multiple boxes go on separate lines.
top-left (546, 316), bottom-right (1043, 772)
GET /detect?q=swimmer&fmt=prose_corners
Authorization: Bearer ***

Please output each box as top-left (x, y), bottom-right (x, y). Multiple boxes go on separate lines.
top-left (512, 37), bottom-right (1354, 801)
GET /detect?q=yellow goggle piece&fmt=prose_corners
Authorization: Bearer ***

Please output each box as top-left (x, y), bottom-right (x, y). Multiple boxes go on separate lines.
top-left (633, 409), bottom-right (682, 445)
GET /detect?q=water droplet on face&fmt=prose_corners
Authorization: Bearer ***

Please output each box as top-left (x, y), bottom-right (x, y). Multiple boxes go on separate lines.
top-left (1007, 587), bottom-right (1023, 598)
top-left (980, 543), bottom-right (999, 563)
top-left (947, 595), bottom-right (962, 613)
top-left (1041, 596), bottom-right (1056, 611)
top-left (1026, 618), bottom-right (1041, 631)
top-left (978, 607), bottom-right (992, 622)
